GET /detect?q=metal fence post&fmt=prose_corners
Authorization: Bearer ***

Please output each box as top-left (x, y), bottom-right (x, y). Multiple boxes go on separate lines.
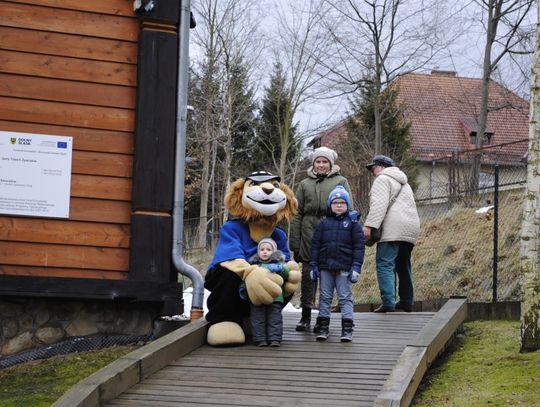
top-left (493, 165), bottom-right (499, 302)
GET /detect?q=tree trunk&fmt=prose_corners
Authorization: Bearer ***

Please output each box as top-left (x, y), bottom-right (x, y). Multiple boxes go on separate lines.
top-left (196, 138), bottom-right (211, 250)
top-left (471, 0), bottom-right (498, 198)
top-left (520, 9), bottom-right (540, 352)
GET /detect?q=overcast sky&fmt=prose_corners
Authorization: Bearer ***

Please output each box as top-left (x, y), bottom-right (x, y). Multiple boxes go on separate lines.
top-left (189, 0), bottom-right (536, 135)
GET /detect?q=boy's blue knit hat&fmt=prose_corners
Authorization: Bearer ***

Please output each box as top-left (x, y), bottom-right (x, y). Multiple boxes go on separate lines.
top-left (327, 185), bottom-right (351, 209)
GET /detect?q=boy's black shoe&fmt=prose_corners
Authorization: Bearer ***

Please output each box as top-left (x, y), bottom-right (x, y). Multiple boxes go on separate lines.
top-left (313, 316), bottom-right (324, 333)
top-left (269, 341), bottom-right (281, 347)
top-left (394, 301), bottom-right (413, 312)
top-left (316, 317), bottom-right (330, 341)
top-left (373, 305), bottom-right (395, 313)
top-left (340, 319), bottom-right (354, 342)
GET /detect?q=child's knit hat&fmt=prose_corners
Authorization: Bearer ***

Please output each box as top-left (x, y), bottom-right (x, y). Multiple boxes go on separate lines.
top-left (327, 185), bottom-right (352, 209)
top-left (258, 237), bottom-right (277, 254)
top-left (311, 147), bottom-right (338, 167)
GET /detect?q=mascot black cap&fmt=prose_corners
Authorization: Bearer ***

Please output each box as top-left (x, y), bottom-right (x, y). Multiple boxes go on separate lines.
top-left (245, 171), bottom-right (281, 183)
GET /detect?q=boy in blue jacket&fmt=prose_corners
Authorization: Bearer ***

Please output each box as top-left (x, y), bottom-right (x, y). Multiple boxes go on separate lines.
top-left (310, 185), bottom-right (365, 342)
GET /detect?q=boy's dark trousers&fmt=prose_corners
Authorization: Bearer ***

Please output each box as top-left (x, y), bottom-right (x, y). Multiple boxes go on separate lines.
top-left (250, 302), bottom-right (284, 343)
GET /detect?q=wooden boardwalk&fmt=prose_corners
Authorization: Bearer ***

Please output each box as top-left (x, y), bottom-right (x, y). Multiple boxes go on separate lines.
top-left (106, 312), bottom-right (433, 407)
top-left (54, 299), bottom-right (467, 407)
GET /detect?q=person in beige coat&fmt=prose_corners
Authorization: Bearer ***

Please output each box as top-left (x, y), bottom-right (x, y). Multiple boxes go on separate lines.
top-left (363, 155), bottom-right (420, 313)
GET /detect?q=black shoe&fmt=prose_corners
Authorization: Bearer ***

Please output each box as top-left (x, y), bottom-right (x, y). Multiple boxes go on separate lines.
top-left (340, 319), bottom-right (354, 342)
top-left (269, 341), bottom-right (281, 347)
top-left (316, 317), bottom-right (330, 341)
top-left (313, 316), bottom-right (323, 333)
top-left (296, 307), bottom-right (311, 331)
top-left (395, 301), bottom-right (413, 312)
top-left (373, 305), bottom-right (395, 313)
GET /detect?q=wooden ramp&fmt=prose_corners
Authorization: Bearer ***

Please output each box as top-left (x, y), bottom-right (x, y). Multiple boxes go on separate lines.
top-left (54, 299), bottom-right (467, 407)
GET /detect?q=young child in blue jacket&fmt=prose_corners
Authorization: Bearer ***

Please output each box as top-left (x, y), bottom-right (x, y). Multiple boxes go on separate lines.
top-left (239, 237), bottom-right (290, 347)
top-left (309, 185), bottom-right (365, 342)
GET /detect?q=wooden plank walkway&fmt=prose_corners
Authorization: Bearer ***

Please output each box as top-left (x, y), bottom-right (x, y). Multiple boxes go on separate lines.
top-left (105, 312), bottom-right (435, 407)
top-left (54, 298), bottom-right (467, 407)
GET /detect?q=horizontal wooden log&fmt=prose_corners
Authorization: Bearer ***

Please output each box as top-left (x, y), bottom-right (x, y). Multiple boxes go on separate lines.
top-left (0, 50), bottom-right (136, 86)
top-left (73, 151), bottom-right (133, 178)
top-left (0, 120), bottom-right (133, 154)
top-left (0, 265), bottom-right (127, 280)
top-left (70, 198), bottom-right (131, 224)
top-left (0, 216), bottom-right (130, 248)
top-left (0, 26), bottom-right (137, 64)
top-left (0, 241), bottom-right (129, 271)
top-left (7, 0), bottom-right (137, 17)
top-left (0, 96), bottom-right (134, 132)
top-left (71, 174), bottom-right (132, 201)
top-left (0, 73), bottom-right (136, 109)
top-left (0, 2), bottom-right (139, 41)
top-left (0, 275), bottom-right (182, 302)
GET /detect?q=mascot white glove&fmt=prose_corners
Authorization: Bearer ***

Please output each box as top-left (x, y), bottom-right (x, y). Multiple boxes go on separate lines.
top-left (283, 260), bottom-right (301, 296)
top-left (221, 259), bottom-right (283, 305)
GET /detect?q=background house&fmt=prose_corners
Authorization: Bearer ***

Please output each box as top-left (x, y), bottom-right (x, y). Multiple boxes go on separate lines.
top-left (394, 70), bottom-right (529, 202)
top-left (311, 70), bottom-right (529, 205)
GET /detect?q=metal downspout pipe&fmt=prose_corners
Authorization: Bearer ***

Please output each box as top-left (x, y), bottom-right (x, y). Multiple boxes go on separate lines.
top-left (173, 0), bottom-right (205, 320)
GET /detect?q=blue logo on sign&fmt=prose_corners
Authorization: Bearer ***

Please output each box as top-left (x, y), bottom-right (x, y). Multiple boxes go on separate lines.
top-left (57, 142), bottom-right (67, 149)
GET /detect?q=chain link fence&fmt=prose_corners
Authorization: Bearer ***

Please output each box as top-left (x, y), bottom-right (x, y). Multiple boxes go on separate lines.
top-left (183, 139), bottom-right (528, 304)
top-left (352, 139), bottom-right (527, 304)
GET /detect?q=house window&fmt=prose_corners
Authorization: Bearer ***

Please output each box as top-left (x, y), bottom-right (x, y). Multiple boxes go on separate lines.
top-left (470, 131), bottom-right (493, 145)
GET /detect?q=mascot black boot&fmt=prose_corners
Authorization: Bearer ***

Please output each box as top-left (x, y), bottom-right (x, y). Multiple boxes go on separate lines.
top-left (205, 171), bottom-right (301, 346)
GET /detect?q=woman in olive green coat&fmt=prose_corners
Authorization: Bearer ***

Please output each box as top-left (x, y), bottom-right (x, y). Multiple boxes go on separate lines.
top-left (289, 147), bottom-right (352, 331)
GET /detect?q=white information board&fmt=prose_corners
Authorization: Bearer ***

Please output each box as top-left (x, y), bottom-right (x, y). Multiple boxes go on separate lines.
top-left (0, 131), bottom-right (73, 218)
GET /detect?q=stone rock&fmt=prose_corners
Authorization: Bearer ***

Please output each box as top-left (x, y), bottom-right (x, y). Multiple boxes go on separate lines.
top-left (2, 332), bottom-right (33, 356)
top-left (1, 319), bottom-right (19, 339)
top-left (35, 309), bottom-right (51, 326)
top-left (36, 326), bottom-right (65, 345)
top-left (19, 315), bottom-right (34, 331)
top-left (0, 301), bottom-right (24, 318)
top-left (65, 316), bottom-right (99, 336)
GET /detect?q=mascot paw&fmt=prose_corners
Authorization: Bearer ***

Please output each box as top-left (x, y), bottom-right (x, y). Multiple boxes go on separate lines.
top-left (245, 266), bottom-right (283, 306)
top-left (207, 321), bottom-right (246, 346)
top-left (283, 265), bottom-right (301, 296)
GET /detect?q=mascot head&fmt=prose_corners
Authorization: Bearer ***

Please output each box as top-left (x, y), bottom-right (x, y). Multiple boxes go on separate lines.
top-left (225, 171), bottom-right (297, 227)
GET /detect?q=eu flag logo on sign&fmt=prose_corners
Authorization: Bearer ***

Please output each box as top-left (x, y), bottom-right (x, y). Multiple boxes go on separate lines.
top-left (57, 142), bottom-right (67, 149)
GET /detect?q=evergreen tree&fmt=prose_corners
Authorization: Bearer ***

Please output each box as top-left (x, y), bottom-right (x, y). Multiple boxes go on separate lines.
top-left (227, 60), bottom-right (258, 179)
top-left (345, 78), bottom-right (416, 186)
top-left (252, 62), bottom-right (300, 177)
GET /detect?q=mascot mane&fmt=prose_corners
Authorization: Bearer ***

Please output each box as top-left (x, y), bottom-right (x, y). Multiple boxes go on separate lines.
top-left (225, 178), bottom-right (298, 227)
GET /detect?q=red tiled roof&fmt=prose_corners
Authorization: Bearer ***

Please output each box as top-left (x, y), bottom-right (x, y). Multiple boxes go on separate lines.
top-left (394, 71), bottom-right (529, 163)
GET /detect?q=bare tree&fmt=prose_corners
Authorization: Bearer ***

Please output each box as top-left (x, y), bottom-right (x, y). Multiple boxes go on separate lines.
top-left (470, 0), bottom-right (535, 189)
top-left (320, 0), bottom-right (460, 153)
top-left (215, 2), bottom-right (263, 225)
top-left (190, 0), bottom-right (262, 249)
top-left (520, 4), bottom-right (540, 352)
top-left (264, 0), bottom-right (336, 182)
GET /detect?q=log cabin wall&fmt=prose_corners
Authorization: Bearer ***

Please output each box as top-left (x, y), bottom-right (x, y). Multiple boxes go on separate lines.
top-left (0, 0), bottom-right (182, 303)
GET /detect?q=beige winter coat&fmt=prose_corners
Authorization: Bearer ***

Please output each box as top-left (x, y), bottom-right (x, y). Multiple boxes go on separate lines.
top-left (365, 167), bottom-right (420, 245)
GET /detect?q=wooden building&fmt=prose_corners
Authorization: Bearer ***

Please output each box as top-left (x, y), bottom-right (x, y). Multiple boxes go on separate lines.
top-left (0, 1), bottom-right (188, 354)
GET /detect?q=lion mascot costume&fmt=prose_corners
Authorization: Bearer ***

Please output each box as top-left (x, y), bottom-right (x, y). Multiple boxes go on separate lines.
top-left (204, 171), bottom-right (301, 346)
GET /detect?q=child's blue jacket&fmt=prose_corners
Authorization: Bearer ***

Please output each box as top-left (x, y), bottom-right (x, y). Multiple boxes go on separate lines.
top-left (309, 211), bottom-right (365, 272)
